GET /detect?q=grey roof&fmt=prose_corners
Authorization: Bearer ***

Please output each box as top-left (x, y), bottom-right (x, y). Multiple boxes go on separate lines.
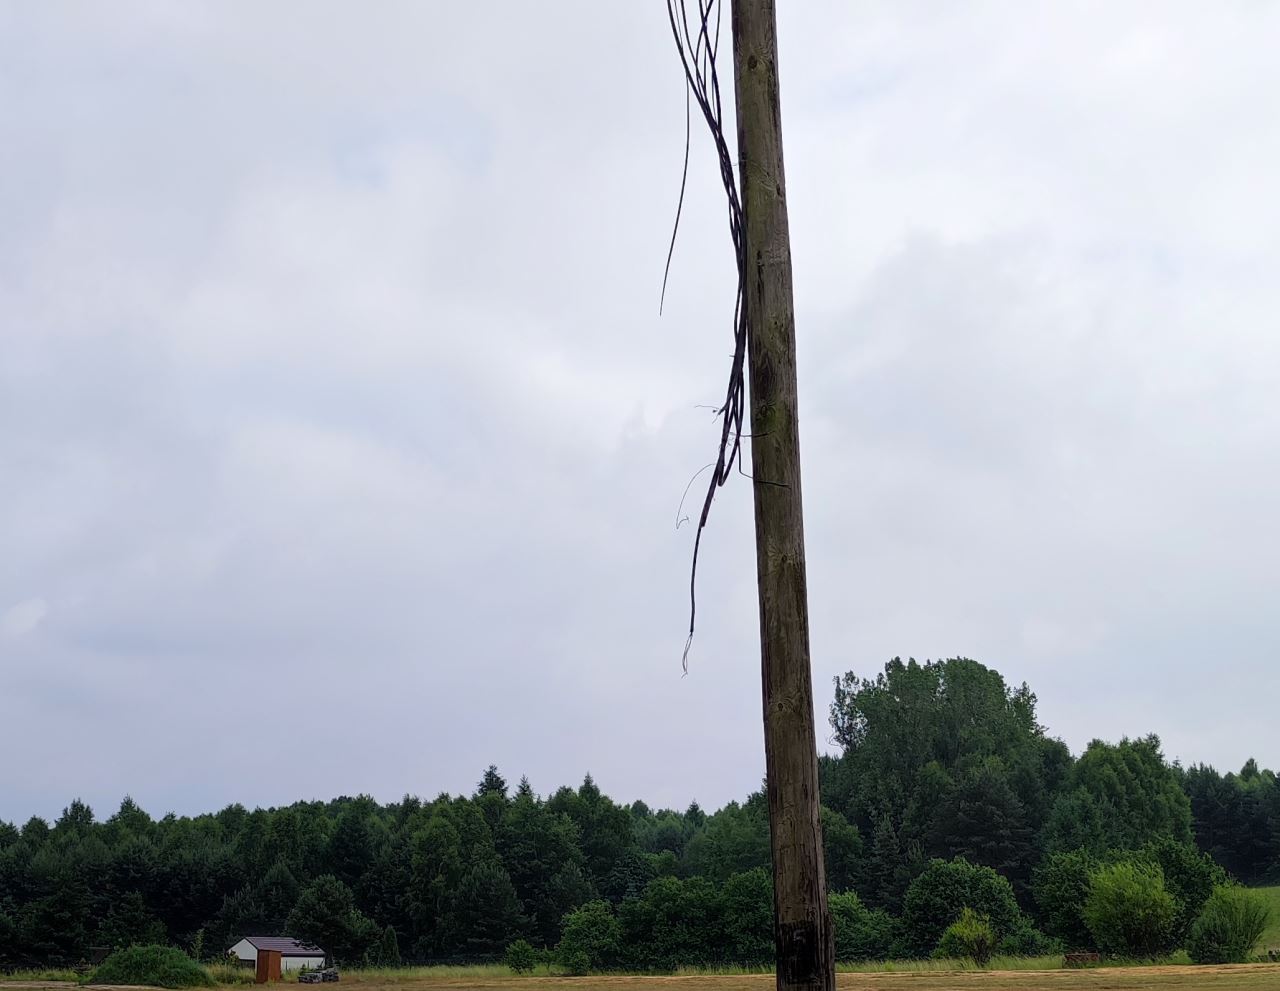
top-left (240, 936), bottom-right (326, 955)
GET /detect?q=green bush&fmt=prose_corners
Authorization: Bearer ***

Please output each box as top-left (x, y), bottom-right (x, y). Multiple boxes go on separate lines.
top-left (830, 891), bottom-right (899, 962)
top-left (1032, 849), bottom-right (1098, 950)
top-left (1138, 838), bottom-right (1228, 944)
top-left (1083, 861), bottom-right (1178, 958)
top-left (717, 868), bottom-right (774, 967)
top-left (90, 945), bottom-right (216, 988)
top-left (504, 939), bottom-right (537, 974)
top-left (901, 858), bottom-right (1023, 956)
top-left (998, 917), bottom-right (1057, 957)
top-left (558, 900), bottom-right (621, 975)
top-left (616, 875), bottom-right (720, 969)
top-left (936, 908), bottom-right (997, 966)
top-left (1186, 886), bottom-right (1272, 964)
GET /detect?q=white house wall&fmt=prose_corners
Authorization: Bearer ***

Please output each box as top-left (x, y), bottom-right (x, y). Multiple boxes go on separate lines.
top-left (228, 939), bottom-right (256, 964)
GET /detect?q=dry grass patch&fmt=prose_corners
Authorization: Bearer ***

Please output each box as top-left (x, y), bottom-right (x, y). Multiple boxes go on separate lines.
top-left (328, 963), bottom-right (1280, 991)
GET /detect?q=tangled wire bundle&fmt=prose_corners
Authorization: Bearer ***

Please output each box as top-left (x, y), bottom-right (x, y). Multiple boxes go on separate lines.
top-left (664, 0), bottom-right (750, 671)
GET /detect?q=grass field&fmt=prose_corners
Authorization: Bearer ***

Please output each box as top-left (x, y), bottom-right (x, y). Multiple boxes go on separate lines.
top-left (7, 908), bottom-right (1280, 991)
top-left (331, 958), bottom-right (1123, 981)
top-left (330, 963), bottom-right (1280, 990)
top-left (5, 963), bottom-right (1280, 991)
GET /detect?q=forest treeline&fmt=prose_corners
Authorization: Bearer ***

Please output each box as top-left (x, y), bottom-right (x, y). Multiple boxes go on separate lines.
top-left (1, 658), bottom-right (1277, 968)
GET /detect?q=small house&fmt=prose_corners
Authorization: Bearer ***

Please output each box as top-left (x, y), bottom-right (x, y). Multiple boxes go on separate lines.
top-left (228, 936), bottom-right (327, 972)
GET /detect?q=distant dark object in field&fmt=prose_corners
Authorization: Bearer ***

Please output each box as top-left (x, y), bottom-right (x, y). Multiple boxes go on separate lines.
top-left (1063, 952), bottom-right (1102, 967)
top-left (299, 968), bottom-right (339, 984)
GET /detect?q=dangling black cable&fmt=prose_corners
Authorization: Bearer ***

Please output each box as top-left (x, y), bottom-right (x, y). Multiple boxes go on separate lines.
top-left (663, 0), bottom-right (749, 671)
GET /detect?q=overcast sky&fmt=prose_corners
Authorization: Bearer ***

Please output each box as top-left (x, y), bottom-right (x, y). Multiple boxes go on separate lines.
top-left (3, 1), bottom-right (1279, 825)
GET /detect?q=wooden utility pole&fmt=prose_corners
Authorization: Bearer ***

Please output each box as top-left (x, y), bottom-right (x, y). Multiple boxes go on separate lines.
top-left (732, 3), bottom-right (835, 990)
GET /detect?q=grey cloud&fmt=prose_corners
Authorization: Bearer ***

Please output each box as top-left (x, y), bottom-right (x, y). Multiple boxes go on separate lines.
top-left (3, 2), bottom-right (1280, 823)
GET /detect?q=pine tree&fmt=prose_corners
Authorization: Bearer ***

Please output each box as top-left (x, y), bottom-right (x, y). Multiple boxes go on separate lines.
top-left (376, 925), bottom-right (400, 966)
top-left (477, 766), bottom-right (509, 800)
top-left (255, 860), bottom-right (300, 930)
top-left (444, 858), bottom-right (525, 956)
top-left (937, 761), bottom-right (1034, 888)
